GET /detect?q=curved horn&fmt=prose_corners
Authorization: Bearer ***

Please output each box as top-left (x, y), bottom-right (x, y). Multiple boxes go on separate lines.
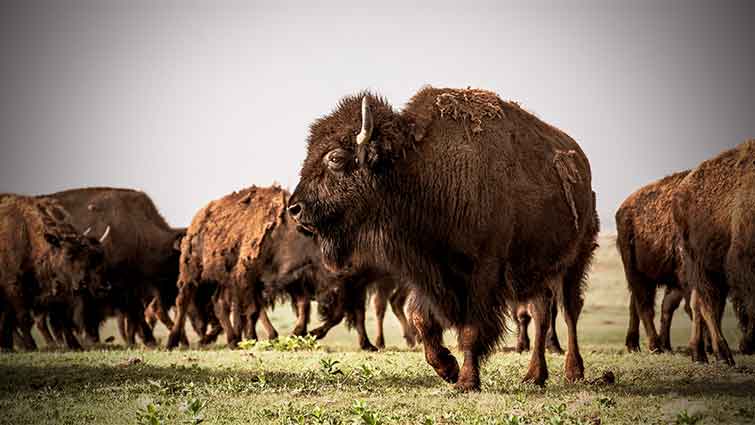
top-left (99, 225), bottom-right (111, 243)
top-left (82, 227), bottom-right (92, 236)
top-left (356, 96), bottom-right (373, 146)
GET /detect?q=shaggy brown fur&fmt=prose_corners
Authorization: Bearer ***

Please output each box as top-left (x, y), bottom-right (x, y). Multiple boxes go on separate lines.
top-left (40, 188), bottom-right (186, 347)
top-left (167, 185), bottom-right (288, 349)
top-left (673, 140), bottom-right (755, 364)
top-left (290, 86), bottom-right (599, 390)
top-left (616, 171), bottom-right (693, 353)
top-left (0, 195), bottom-right (106, 351)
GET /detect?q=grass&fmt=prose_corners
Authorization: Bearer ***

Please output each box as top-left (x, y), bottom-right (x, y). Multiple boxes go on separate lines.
top-left (1, 235), bottom-right (754, 424)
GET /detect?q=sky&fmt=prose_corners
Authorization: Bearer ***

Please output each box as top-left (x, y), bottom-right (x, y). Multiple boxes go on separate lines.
top-left (1, 1), bottom-right (753, 230)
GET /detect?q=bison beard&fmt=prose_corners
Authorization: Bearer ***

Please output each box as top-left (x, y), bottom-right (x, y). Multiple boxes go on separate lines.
top-left (290, 87), bottom-right (599, 391)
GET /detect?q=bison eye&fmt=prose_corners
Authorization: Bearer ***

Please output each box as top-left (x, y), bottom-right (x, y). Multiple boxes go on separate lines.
top-left (324, 148), bottom-right (350, 172)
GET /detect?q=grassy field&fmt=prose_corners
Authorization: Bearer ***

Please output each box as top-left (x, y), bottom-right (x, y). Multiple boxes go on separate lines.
top-left (1, 235), bottom-right (754, 425)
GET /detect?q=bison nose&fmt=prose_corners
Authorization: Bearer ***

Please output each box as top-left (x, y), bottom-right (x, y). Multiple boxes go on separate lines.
top-left (288, 202), bottom-right (303, 221)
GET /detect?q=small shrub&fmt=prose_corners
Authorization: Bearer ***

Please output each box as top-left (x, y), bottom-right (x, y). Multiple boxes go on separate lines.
top-left (320, 358), bottom-right (344, 378)
top-left (239, 335), bottom-right (320, 352)
top-left (351, 400), bottom-right (382, 425)
top-left (179, 397), bottom-right (207, 425)
top-left (675, 410), bottom-right (703, 425)
top-left (136, 402), bottom-right (165, 425)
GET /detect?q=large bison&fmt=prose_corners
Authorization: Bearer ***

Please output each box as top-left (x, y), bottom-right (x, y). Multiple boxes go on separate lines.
top-left (0, 195), bottom-right (107, 350)
top-left (289, 87), bottom-right (599, 390)
top-left (40, 188), bottom-right (186, 347)
top-left (673, 140), bottom-right (755, 365)
top-left (616, 171), bottom-right (692, 353)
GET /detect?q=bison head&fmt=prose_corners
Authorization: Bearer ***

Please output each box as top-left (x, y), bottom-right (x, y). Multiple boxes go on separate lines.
top-left (288, 93), bottom-right (408, 271)
top-left (44, 228), bottom-right (109, 297)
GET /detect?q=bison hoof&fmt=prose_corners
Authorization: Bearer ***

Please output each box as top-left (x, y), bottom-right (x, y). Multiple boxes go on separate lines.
top-left (625, 333), bottom-right (640, 353)
top-left (361, 342), bottom-right (379, 352)
top-left (716, 347), bottom-right (736, 366)
top-left (309, 328), bottom-right (327, 340)
top-left (375, 337), bottom-right (385, 350)
top-left (291, 326), bottom-right (305, 337)
top-left (454, 377), bottom-right (481, 392)
top-left (647, 338), bottom-right (663, 354)
top-left (691, 346), bottom-right (708, 364)
top-left (547, 342), bottom-right (564, 355)
top-left (166, 334), bottom-right (181, 350)
top-left (565, 353), bottom-right (585, 383)
top-left (403, 334), bottom-right (417, 349)
top-left (740, 339), bottom-right (755, 355)
top-left (516, 341), bottom-right (530, 353)
top-left (437, 361), bottom-right (460, 384)
top-left (522, 366), bottom-right (548, 386)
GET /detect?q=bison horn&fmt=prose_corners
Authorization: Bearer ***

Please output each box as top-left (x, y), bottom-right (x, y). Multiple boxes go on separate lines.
top-left (356, 96), bottom-right (373, 146)
top-left (82, 227), bottom-right (92, 236)
top-left (99, 225), bottom-right (111, 243)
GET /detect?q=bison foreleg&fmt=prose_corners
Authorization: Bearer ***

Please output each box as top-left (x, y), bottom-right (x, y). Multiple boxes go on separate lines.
top-left (373, 290), bottom-right (388, 349)
top-left (352, 304), bottom-right (377, 352)
top-left (35, 313), bottom-right (57, 347)
top-left (167, 282), bottom-right (196, 349)
top-left (659, 287), bottom-right (686, 352)
top-left (389, 287), bottom-right (417, 348)
top-left (546, 297), bottom-right (564, 355)
top-left (410, 305), bottom-right (459, 385)
top-left (514, 303), bottom-right (531, 353)
top-left (290, 296), bottom-right (308, 337)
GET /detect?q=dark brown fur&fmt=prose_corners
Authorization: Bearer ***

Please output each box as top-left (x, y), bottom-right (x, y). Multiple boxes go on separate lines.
top-left (616, 171), bottom-right (693, 352)
top-left (0, 195), bottom-right (106, 351)
top-left (290, 87), bottom-right (599, 390)
top-left (673, 140), bottom-right (755, 364)
top-left (40, 188), bottom-right (185, 347)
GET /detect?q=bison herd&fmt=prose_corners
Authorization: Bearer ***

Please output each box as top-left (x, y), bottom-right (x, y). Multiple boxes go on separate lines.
top-left (1, 87), bottom-right (753, 392)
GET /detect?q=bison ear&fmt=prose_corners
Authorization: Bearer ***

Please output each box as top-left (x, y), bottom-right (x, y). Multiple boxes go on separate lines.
top-left (44, 233), bottom-right (61, 248)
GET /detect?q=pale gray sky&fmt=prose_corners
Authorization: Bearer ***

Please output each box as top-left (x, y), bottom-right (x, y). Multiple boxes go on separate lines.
top-left (1, 1), bottom-right (753, 229)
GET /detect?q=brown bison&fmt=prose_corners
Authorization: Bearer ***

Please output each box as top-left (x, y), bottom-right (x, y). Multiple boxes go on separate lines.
top-left (673, 140), bottom-right (755, 365)
top-left (0, 195), bottom-right (107, 350)
top-left (40, 188), bottom-right (186, 347)
top-left (616, 171), bottom-right (693, 353)
top-left (167, 186), bottom-right (290, 349)
top-left (289, 87), bottom-right (599, 390)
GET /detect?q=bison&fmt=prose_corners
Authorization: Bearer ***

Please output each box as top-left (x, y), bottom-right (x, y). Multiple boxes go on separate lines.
top-left (40, 188), bottom-right (186, 347)
top-left (0, 195), bottom-right (107, 350)
top-left (167, 186), bottom-right (291, 349)
top-left (616, 171), bottom-right (693, 353)
top-left (673, 139), bottom-right (755, 365)
top-left (289, 87), bottom-right (599, 391)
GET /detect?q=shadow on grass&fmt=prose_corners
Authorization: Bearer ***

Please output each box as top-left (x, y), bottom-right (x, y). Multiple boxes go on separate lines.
top-left (0, 361), bottom-right (440, 396)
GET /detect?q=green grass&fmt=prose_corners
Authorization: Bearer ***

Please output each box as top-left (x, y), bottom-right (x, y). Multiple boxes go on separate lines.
top-left (1, 235), bottom-right (754, 424)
